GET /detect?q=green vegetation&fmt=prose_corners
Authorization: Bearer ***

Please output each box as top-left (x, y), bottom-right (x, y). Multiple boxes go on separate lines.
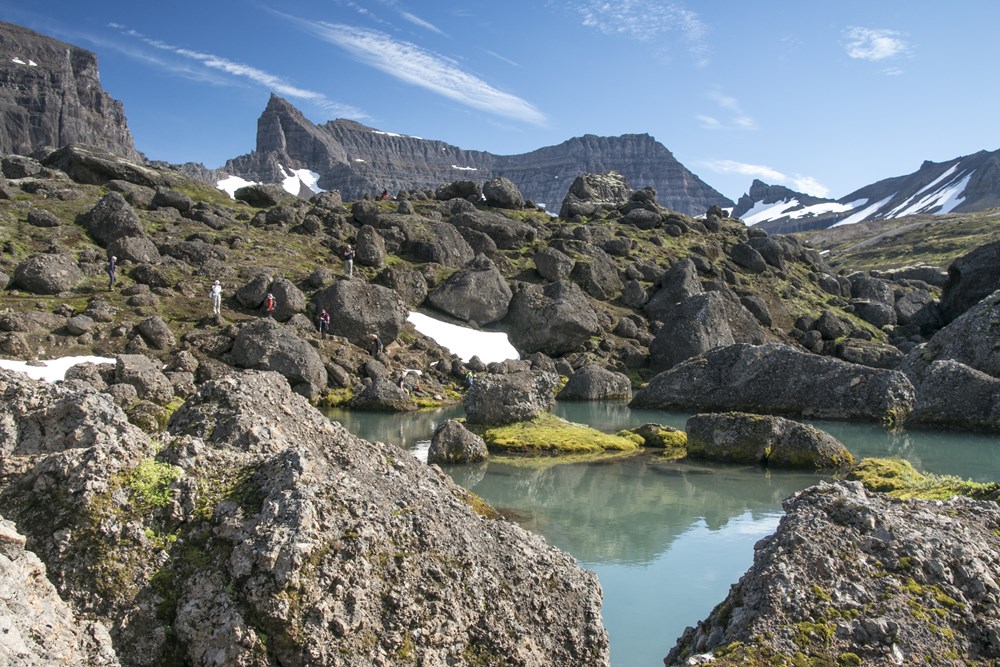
top-left (473, 413), bottom-right (640, 454)
top-left (847, 457), bottom-right (1000, 500)
top-left (123, 458), bottom-right (183, 511)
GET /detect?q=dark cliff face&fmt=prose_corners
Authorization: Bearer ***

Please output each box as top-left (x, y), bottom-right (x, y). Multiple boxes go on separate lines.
top-left (225, 95), bottom-right (733, 216)
top-left (0, 21), bottom-right (140, 161)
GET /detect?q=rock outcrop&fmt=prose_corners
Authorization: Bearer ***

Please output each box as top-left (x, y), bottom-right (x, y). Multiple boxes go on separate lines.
top-left (0, 368), bottom-right (610, 666)
top-left (0, 22), bottom-right (140, 160)
top-left (631, 343), bottom-right (915, 424)
top-left (685, 412), bottom-right (855, 469)
top-left (666, 481), bottom-right (1000, 666)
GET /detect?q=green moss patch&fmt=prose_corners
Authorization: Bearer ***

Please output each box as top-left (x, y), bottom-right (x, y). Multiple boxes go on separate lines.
top-left (847, 457), bottom-right (1000, 500)
top-left (475, 413), bottom-right (640, 455)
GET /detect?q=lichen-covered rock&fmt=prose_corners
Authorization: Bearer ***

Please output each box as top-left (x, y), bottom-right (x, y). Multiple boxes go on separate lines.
top-left (558, 364), bottom-right (632, 400)
top-left (312, 279), bottom-right (408, 348)
top-left (80, 191), bottom-right (145, 247)
top-left (426, 255), bottom-right (512, 326)
top-left (428, 419), bottom-right (488, 463)
top-left (114, 353), bottom-right (174, 404)
top-left (502, 280), bottom-right (601, 356)
top-left (632, 343), bottom-right (915, 424)
top-left (685, 412), bottom-right (855, 469)
top-left (230, 318), bottom-right (327, 397)
top-left (11, 252), bottom-right (84, 294)
top-left (464, 369), bottom-right (560, 425)
top-left (665, 481), bottom-right (1000, 666)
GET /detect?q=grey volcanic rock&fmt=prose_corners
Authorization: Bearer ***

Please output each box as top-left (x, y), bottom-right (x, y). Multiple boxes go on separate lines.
top-left (136, 315), bottom-right (175, 350)
top-left (482, 176), bottom-right (524, 209)
top-left (906, 359), bottom-right (1000, 431)
top-left (559, 364), bottom-right (632, 401)
top-left (372, 266), bottom-right (427, 308)
top-left (80, 192), bottom-right (145, 247)
top-left (114, 354), bottom-right (174, 404)
top-left (0, 368), bottom-right (609, 666)
top-left (632, 343), bottom-right (915, 423)
top-left (426, 255), bottom-right (512, 326)
top-left (939, 240), bottom-right (1000, 323)
top-left (230, 318), bottom-right (327, 396)
top-left (355, 223), bottom-right (386, 268)
top-left (401, 218), bottom-right (475, 267)
top-left (464, 369), bottom-right (560, 425)
top-left (685, 412), bottom-right (855, 469)
top-left (503, 280), bottom-right (601, 356)
top-left (0, 516), bottom-right (120, 666)
top-left (348, 377), bottom-right (416, 412)
top-left (428, 419), bottom-right (488, 463)
top-left (313, 280), bottom-right (408, 347)
top-left (649, 292), bottom-right (736, 371)
top-left (0, 22), bottom-right (140, 160)
top-left (449, 209), bottom-right (536, 250)
top-left (643, 258), bottom-right (704, 322)
top-left (11, 252), bottom-right (84, 294)
top-left (223, 95), bottom-right (731, 216)
top-left (43, 144), bottom-right (165, 188)
top-left (666, 481), bottom-right (1000, 666)
top-left (234, 183), bottom-right (295, 208)
top-left (107, 235), bottom-right (160, 265)
top-left (533, 247), bottom-right (575, 281)
top-left (559, 171), bottom-right (632, 219)
top-left (905, 289), bottom-right (1000, 379)
top-left (266, 276), bottom-right (307, 322)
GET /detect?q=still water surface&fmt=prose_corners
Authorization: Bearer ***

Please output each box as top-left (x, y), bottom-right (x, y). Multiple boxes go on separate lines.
top-left (324, 402), bottom-right (1000, 667)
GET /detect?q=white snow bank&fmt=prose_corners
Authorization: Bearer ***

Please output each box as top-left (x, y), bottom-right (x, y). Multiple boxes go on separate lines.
top-left (216, 174), bottom-right (256, 198)
top-left (407, 312), bottom-right (518, 364)
top-left (0, 356), bottom-right (115, 383)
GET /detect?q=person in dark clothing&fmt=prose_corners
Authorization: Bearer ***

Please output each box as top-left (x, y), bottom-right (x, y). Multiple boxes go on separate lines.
top-left (107, 255), bottom-right (117, 290)
top-left (317, 307), bottom-right (330, 338)
top-left (369, 333), bottom-right (384, 356)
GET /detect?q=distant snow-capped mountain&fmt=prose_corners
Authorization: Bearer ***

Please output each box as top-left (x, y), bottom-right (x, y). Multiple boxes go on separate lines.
top-left (733, 149), bottom-right (1000, 233)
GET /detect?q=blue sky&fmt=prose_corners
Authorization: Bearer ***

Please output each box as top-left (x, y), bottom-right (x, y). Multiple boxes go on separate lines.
top-left (3, 1), bottom-right (999, 202)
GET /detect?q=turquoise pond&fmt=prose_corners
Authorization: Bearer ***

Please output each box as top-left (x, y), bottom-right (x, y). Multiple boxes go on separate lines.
top-left (324, 401), bottom-right (1000, 667)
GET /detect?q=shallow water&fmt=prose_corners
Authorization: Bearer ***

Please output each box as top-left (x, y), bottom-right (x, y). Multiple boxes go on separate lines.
top-left (324, 402), bottom-right (1000, 666)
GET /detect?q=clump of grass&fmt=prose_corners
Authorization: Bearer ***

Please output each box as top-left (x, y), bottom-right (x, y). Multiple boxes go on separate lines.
top-left (476, 412), bottom-right (640, 454)
top-left (847, 458), bottom-right (1000, 500)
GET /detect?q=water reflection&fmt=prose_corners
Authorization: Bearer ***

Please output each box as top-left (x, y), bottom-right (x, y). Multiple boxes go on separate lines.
top-left (324, 401), bottom-right (1000, 667)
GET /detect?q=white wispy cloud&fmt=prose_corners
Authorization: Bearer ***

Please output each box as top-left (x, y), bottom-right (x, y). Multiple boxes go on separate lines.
top-left (288, 19), bottom-right (547, 126)
top-left (572, 0), bottom-right (709, 65)
top-left (843, 27), bottom-right (910, 62)
top-left (400, 11), bottom-right (446, 35)
top-left (107, 23), bottom-right (368, 119)
top-left (697, 89), bottom-right (757, 130)
top-left (702, 160), bottom-right (830, 197)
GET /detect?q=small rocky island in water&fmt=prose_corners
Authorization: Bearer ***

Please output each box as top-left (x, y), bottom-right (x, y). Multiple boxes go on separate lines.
top-left (2, 19), bottom-right (1000, 666)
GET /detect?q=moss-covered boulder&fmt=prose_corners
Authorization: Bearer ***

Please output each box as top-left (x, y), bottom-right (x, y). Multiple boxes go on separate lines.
top-left (685, 412), bottom-right (854, 469)
top-left (476, 413), bottom-right (639, 455)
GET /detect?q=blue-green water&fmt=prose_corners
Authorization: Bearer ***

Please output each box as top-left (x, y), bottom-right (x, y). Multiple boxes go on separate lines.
top-left (324, 402), bottom-right (1000, 667)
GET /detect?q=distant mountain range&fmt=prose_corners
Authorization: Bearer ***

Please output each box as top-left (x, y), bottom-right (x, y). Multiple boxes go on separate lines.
top-left (219, 94), bottom-right (732, 216)
top-left (2, 19), bottom-right (999, 228)
top-left (733, 150), bottom-right (1000, 233)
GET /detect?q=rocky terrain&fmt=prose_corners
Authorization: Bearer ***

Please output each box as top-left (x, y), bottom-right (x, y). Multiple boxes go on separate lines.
top-left (665, 481), bottom-right (1000, 666)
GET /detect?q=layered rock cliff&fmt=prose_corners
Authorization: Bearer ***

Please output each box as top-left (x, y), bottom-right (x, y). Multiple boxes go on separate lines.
top-left (0, 21), bottom-right (140, 161)
top-left (224, 94), bottom-right (732, 215)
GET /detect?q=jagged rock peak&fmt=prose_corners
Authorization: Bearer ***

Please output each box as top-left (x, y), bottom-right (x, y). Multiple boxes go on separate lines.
top-left (0, 21), bottom-right (141, 161)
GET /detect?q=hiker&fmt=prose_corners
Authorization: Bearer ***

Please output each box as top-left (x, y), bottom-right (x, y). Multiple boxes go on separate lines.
top-left (264, 293), bottom-right (276, 318)
top-left (317, 307), bottom-right (330, 338)
top-left (379, 188), bottom-right (390, 200)
top-left (343, 244), bottom-right (355, 278)
top-left (106, 255), bottom-right (117, 290)
top-left (369, 333), bottom-right (384, 357)
top-left (210, 280), bottom-right (223, 315)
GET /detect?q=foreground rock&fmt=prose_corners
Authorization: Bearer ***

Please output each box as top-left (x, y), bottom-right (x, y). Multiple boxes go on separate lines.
top-left (685, 412), bottom-right (855, 469)
top-left (0, 368), bottom-right (609, 666)
top-left (0, 516), bottom-right (120, 666)
top-left (631, 343), bottom-right (915, 424)
top-left (666, 481), bottom-right (1000, 665)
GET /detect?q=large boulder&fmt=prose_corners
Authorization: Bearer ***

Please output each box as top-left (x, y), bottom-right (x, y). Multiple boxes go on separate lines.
top-left (266, 276), bottom-right (307, 322)
top-left (939, 240), bottom-right (1000, 323)
top-left (114, 354), bottom-right (174, 405)
top-left (428, 420), bottom-right (489, 463)
top-left (373, 266), bottom-right (428, 308)
top-left (106, 235), bottom-right (161, 265)
top-left (11, 253), bottom-right (84, 294)
top-left (649, 292), bottom-right (736, 372)
top-left (348, 378), bottom-right (416, 412)
top-left (666, 481), bottom-right (1000, 666)
top-left (559, 365), bottom-right (632, 401)
top-left (559, 172), bottom-right (632, 219)
top-left (643, 258), bottom-right (704, 322)
top-left (426, 255), bottom-right (512, 326)
top-left (42, 144), bottom-right (166, 187)
top-left (230, 319), bottom-right (327, 397)
top-left (312, 280), bottom-right (409, 348)
top-left (482, 176), bottom-right (525, 209)
top-left (632, 343), bottom-right (915, 424)
top-left (401, 219), bottom-right (476, 267)
top-left (685, 412), bottom-right (855, 469)
top-left (136, 315), bottom-right (175, 350)
top-left (569, 247), bottom-right (623, 300)
top-left (233, 183), bottom-right (295, 208)
top-left (903, 289), bottom-right (1000, 379)
top-left (355, 224), bottom-right (386, 269)
top-left (905, 359), bottom-right (1000, 431)
top-left (534, 247), bottom-right (575, 282)
top-left (449, 210), bottom-right (536, 250)
top-left (464, 369), bottom-right (560, 425)
top-left (79, 191), bottom-right (145, 247)
top-left (503, 280), bottom-right (601, 356)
